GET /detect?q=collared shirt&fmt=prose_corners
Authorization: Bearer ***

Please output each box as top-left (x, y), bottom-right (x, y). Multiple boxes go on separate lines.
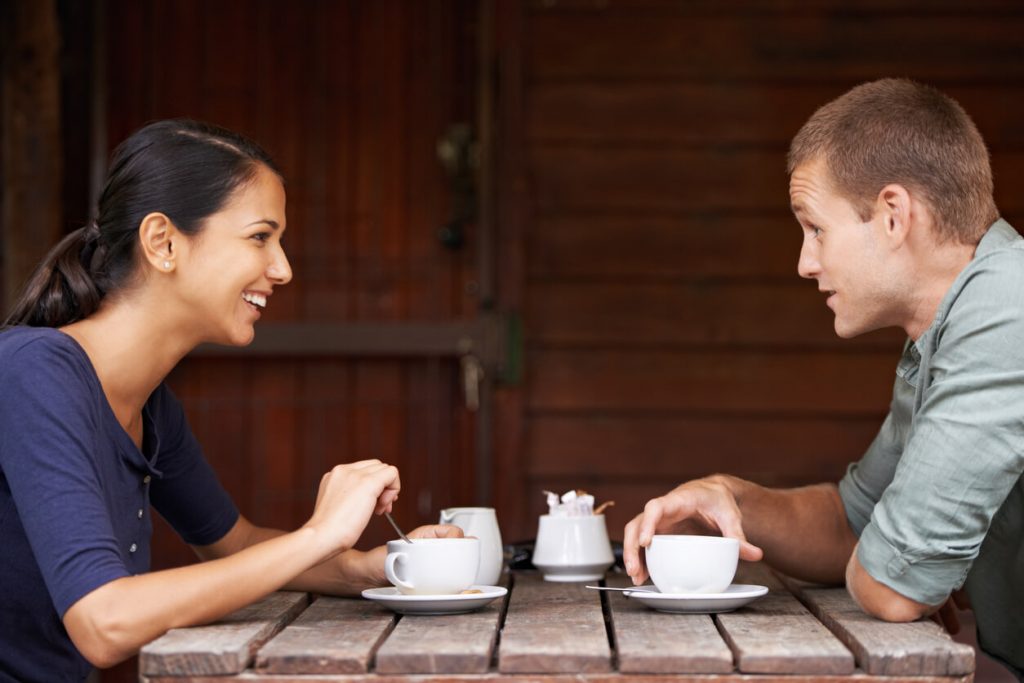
top-left (0, 326), bottom-right (239, 682)
top-left (839, 219), bottom-right (1024, 673)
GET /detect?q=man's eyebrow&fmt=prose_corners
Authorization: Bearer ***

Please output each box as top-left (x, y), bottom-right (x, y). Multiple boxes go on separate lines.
top-left (247, 219), bottom-right (280, 230)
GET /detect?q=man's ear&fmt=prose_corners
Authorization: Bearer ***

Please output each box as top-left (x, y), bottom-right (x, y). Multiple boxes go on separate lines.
top-left (876, 184), bottom-right (913, 248)
top-left (138, 212), bottom-right (179, 272)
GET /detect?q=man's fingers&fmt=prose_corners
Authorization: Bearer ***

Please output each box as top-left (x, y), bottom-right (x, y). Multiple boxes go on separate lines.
top-left (710, 506), bottom-right (764, 562)
top-left (638, 498), bottom-right (668, 547)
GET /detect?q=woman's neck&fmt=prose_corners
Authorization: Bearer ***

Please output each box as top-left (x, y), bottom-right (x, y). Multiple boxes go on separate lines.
top-left (60, 294), bottom-right (198, 420)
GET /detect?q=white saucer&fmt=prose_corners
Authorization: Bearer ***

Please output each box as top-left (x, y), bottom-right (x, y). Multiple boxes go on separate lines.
top-left (361, 585), bottom-right (507, 615)
top-left (623, 583), bottom-right (768, 613)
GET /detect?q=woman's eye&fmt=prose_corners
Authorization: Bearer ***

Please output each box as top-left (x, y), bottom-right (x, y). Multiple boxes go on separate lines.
top-left (251, 232), bottom-right (270, 244)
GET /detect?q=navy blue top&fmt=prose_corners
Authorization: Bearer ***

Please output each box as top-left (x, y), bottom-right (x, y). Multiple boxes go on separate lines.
top-left (0, 326), bottom-right (239, 682)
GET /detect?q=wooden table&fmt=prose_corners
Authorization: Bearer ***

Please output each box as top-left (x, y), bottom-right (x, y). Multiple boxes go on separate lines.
top-left (139, 567), bottom-right (974, 682)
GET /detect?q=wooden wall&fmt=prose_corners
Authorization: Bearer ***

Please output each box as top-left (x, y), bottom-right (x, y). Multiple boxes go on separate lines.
top-left (510, 0), bottom-right (1024, 538)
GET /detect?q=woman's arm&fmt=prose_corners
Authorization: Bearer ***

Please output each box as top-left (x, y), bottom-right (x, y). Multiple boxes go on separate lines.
top-left (63, 459), bottom-right (400, 668)
top-left (194, 516), bottom-right (464, 596)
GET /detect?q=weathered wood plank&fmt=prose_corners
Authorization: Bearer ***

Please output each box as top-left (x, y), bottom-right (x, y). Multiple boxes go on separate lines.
top-left (139, 591), bottom-right (309, 676)
top-left (254, 596), bottom-right (396, 674)
top-left (142, 673), bottom-right (977, 682)
top-left (498, 573), bottom-right (612, 673)
top-left (716, 591), bottom-right (855, 674)
top-left (796, 587), bottom-right (975, 676)
top-left (605, 574), bottom-right (733, 673)
top-left (374, 601), bottom-right (505, 674)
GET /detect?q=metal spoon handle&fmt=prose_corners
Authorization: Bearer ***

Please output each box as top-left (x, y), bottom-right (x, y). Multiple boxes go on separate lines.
top-left (385, 511), bottom-right (413, 544)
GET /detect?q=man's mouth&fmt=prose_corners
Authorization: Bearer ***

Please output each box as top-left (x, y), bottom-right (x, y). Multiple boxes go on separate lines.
top-left (242, 291), bottom-right (267, 310)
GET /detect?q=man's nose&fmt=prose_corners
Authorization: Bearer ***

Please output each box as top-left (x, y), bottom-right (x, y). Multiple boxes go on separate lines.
top-left (797, 241), bottom-right (819, 280)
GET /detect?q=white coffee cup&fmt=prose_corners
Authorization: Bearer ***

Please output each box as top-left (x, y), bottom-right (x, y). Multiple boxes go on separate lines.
top-left (645, 535), bottom-right (739, 594)
top-left (384, 537), bottom-right (480, 595)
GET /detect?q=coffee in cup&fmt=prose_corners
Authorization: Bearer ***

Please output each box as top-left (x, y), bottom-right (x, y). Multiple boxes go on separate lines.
top-left (384, 537), bottom-right (480, 595)
top-left (645, 535), bottom-right (738, 594)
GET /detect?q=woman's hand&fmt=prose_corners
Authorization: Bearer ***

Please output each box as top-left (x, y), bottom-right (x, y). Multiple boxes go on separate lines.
top-left (408, 523), bottom-right (465, 540)
top-left (303, 459), bottom-right (401, 560)
top-left (356, 523), bottom-right (466, 587)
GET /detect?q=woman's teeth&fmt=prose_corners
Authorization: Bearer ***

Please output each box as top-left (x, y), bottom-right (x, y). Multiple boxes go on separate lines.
top-left (242, 292), bottom-right (266, 309)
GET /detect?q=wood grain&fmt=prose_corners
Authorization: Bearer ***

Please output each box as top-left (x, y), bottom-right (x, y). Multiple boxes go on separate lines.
top-left (254, 596), bottom-right (396, 674)
top-left (795, 587), bottom-right (975, 676)
top-left (529, 349), bottom-right (896, 415)
top-left (716, 591), bottom-right (855, 674)
top-left (529, 83), bottom-right (1024, 148)
top-left (374, 602), bottom-right (505, 674)
top-left (529, 282), bottom-right (905, 349)
top-left (529, 11), bottom-right (1024, 82)
top-left (499, 573), bottom-right (613, 673)
top-left (531, 147), bottom-right (1024, 215)
top-left (527, 415), bottom-right (881, 479)
top-left (139, 591), bottom-right (309, 676)
top-left (605, 575), bottom-right (733, 673)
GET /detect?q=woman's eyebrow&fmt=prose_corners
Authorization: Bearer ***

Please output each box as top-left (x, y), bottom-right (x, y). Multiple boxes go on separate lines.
top-left (246, 219), bottom-right (280, 230)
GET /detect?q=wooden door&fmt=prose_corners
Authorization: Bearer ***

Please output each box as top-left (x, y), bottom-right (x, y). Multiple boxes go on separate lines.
top-left (101, 0), bottom-right (488, 569)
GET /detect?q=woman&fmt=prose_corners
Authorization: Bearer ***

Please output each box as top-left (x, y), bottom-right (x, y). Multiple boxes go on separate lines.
top-left (0, 119), bottom-right (456, 681)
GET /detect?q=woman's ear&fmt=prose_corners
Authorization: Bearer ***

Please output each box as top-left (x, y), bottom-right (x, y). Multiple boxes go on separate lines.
top-left (138, 212), bottom-right (178, 272)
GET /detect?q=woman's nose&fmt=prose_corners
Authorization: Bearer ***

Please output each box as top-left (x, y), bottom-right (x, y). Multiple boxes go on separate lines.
top-left (268, 244), bottom-right (293, 285)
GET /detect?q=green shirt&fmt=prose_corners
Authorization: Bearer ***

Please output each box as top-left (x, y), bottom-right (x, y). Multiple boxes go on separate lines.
top-left (839, 219), bottom-right (1024, 673)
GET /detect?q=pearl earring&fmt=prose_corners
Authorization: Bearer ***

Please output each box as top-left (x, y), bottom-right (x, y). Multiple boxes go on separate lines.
top-left (163, 261), bottom-right (171, 269)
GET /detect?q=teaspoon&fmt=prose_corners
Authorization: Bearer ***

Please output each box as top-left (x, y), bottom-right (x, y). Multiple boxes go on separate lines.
top-left (385, 511), bottom-right (413, 544)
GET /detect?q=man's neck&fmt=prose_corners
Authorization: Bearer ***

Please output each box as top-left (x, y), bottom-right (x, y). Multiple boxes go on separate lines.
top-left (903, 240), bottom-right (977, 340)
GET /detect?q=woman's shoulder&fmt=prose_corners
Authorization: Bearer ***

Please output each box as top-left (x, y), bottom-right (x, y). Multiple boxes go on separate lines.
top-left (0, 326), bottom-right (92, 381)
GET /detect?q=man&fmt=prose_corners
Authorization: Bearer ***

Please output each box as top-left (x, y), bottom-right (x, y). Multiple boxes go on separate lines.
top-left (623, 78), bottom-right (1023, 677)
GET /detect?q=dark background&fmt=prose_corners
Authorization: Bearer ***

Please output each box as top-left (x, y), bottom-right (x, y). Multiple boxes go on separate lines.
top-left (2, 1), bottom-right (1022, 681)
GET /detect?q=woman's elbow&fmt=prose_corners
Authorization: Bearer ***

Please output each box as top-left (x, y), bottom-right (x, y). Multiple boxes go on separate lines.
top-left (65, 599), bottom-right (139, 668)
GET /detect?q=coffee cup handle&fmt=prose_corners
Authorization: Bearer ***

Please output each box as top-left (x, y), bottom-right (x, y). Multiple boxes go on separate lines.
top-left (385, 552), bottom-right (415, 591)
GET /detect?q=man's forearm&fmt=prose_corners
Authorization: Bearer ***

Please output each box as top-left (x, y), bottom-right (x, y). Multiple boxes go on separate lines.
top-left (721, 476), bottom-right (858, 584)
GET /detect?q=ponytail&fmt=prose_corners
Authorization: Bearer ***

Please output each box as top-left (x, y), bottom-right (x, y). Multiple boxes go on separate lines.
top-left (3, 224), bottom-right (102, 328)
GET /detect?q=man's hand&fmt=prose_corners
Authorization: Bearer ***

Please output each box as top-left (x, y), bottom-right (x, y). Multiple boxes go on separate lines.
top-left (622, 475), bottom-right (764, 585)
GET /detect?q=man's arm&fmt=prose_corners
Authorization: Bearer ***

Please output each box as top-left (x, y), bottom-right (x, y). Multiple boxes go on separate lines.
top-left (845, 546), bottom-right (937, 621)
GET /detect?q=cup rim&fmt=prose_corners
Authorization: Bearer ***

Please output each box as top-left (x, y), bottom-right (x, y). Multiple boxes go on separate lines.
top-left (386, 537), bottom-right (480, 547)
top-left (441, 506), bottom-right (495, 513)
top-left (539, 513), bottom-right (607, 520)
top-left (650, 534), bottom-right (739, 546)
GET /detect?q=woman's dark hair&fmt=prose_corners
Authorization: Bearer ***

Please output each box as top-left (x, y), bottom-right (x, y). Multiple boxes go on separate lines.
top-left (3, 119), bottom-right (280, 328)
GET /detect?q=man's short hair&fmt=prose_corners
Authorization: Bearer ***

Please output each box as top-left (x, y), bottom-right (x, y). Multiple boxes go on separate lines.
top-left (788, 78), bottom-right (998, 244)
